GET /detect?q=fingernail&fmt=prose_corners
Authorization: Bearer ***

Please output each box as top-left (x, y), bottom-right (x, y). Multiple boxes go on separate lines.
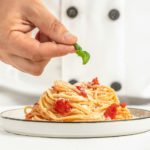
top-left (63, 32), bottom-right (77, 43)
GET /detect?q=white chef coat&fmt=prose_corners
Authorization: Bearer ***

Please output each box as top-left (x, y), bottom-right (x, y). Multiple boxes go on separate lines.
top-left (0, 0), bottom-right (150, 105)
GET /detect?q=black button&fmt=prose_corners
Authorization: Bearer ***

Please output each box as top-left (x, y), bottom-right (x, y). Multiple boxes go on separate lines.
top-left (67, 7), bottom-right (78, 18)
top-left (108, 9), bottom-right (120, 21)
top-left (69, 79), bottom-right (78, 84)
top-left (111, 82), bottom-right (122, 91)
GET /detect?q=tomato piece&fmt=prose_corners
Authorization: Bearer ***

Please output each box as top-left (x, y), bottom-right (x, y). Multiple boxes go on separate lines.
top-left (91, 77), bottom-right (99, 85)
top-left (80, 90), bottom-right (87, 97)
top-left (120, 102), bottom-right (127, 108)
top-left (76, 86), bottom-right (87, 97)
top-left (76, 86), bottom-right (82, 91)
top-left (54, 99), bottom-right (72, 115)
top-left (104, 103), bottom-right (118, 119)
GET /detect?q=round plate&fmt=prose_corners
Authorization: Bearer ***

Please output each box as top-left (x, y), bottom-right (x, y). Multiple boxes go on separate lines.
top-left (1, 108), bottom-right (150, 138)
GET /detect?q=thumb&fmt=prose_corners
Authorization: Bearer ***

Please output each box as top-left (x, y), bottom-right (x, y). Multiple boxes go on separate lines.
top-left (27, 2), bottom-right (77, 44)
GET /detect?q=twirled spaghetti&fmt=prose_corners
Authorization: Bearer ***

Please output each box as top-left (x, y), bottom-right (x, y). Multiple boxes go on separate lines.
top-left (24, 78), bottom-right (132, 122)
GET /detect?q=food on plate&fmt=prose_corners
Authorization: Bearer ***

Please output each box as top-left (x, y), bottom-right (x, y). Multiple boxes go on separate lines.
top-left (24, 77), bottom-right (132, 122)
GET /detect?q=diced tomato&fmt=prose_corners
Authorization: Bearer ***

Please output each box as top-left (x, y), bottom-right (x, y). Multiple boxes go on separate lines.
top-left (76, 86), bottom-right (87, 97)
top-left (120, 102), bottom-right (127, 108)
top-left (76, 86), bottom-right (82, 91)
top-left (104, 103), bottom-right (118, 119)
top-left (54, 99), bottom-right (72, 115)
top-left (80, 90), bottom-right (87, 97)
top-left (92, 77), bottom-right (99, 85)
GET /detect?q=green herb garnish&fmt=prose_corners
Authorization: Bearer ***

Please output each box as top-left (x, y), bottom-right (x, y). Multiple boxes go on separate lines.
top-left (74, 43), bottom-right (90, 65)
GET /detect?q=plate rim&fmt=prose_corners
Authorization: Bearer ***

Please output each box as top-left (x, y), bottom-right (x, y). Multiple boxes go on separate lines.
top-left (1, 107), bottom-right (150, 124)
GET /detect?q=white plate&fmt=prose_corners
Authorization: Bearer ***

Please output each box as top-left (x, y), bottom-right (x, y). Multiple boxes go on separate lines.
top-left (0, 108), bottom-right (150, 138)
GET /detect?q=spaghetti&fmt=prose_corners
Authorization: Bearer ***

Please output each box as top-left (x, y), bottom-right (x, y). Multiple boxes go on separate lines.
top-left (24, 77), bottom-right (132, 122)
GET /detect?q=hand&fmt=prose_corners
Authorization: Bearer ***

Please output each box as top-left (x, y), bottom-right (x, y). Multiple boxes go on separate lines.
top-left (0, 0), bottom-right (77, 75)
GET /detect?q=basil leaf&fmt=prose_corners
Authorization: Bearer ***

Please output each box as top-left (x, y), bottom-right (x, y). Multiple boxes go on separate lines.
top-left (75, 43), bottom-right (90, 65)
top-left (82, 51), bottom-right (90, 64)
top-left (74, 43), bottom-right (82, 50)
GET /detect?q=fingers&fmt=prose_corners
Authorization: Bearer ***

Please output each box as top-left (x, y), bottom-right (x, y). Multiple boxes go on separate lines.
top-left (35, 31), bottom-right (51, 43)
top-left (38, 42), bottom-right (75, 58)
top-left (9, 32), bottom-right (75, 61)
top-left (9, 54), bottom-right (50, 76)
top-left (34, 31), bottom-right (76, 57)
top-left (26, 1), bottom-right (77, 44)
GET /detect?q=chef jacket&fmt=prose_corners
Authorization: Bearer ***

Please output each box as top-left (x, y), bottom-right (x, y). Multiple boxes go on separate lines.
top-left (0, 0), bottom-right (150, 105)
